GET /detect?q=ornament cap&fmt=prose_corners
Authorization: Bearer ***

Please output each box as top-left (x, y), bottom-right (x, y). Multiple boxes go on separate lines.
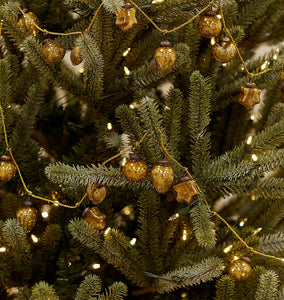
top-left (160, 40), bottom-right (172, 48)
top-left (204, 10), bottom-right (216, 16)
top-left (123, 2), bottom-right (132, 9)
top-left (22, 200), bottom-right (34, 207)
top-left (82, 207), bottom-right (91, 218)
top-left (42, 38), bottom-right (52, 45)
top-left (22, 8), bottom-right (29, 13)
top-left (1, 155), bottom-right (12, 162)
top-left (245, 82), bottom-right (257, 89)
top-left (178, 176), bottom-right (191, 183)
top-left (240, 256), bottom-right (251, 264)
top-left (129, 153), bottom-right (142, 161)
top-left (157, 158), bottom-right (170, 166)
top-left (219, 36), bottom-right (231, 43)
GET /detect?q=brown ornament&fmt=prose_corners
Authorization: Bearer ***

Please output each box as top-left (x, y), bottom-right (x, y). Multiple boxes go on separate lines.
top-left (198, 10), bottom-right (222, 38)
top-left (238, 82), bottom-right (261, 110)
top-left (151, 158), bottom-right (174, 193)
top-left (115, 3), bottom-right (137, 32)
top-left (41, 39), bottom-right (66, 64)
top-left (123, 153), bottom-right (148, 183)
top-left (83, 207), bottom-right (106, 231)
top-left (16, 200), bottom-right (38, 233)
top-left (155, 40), bottom-right (176, 76)
top-left (70, 45), bottom-right (83, 66)
top-left (87, 183), bottom-right (107, 204)
top-left (212, 37), bottom-right (236, 63)
top-left (18, 9), bottom-right (39, 37)
top-left (173, 176), bottom-right (200, 204)
top-left (228, 256), bottom-right (252, 283)
top-left (0, 155), bottom-right (17, 182)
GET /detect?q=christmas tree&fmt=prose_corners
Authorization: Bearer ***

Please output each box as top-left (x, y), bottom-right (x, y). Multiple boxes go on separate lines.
top-left (0, 0), bottom-right (283, 299)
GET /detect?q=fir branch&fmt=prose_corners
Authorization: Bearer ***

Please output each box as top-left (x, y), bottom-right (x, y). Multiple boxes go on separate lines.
top-left (188, 71), bottom-right (211, 179)
top-left (102, 0), bottom-right (124, 13)
top-left (264, 103), bottom-right (284, 129)
top-left (75, 274), bottom-right (102, 300)
top-left (98, 282), bottom-right (128, 300)
top-left (190, 201), bottom-right (216, 249)
top-left (137, 190), bottom-right (162, 274)
top-left (254, 270), bottom-right (280, 300)
top-left (31, 281), bottom-right (59, 300)
top-left (155, 257), bottom-right (225, 293)
top-left (259, 232), bottom-right (284, 254)
top-left (215, 275), bottom-right (236, 300)
top-left (104, 132), bottom-right (124, 150)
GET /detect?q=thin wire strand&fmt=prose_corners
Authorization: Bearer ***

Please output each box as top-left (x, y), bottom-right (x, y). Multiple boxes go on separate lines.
top-left (156, 128), bottom-right (284, 263)
top-left (84, 2), bottom-right (103, 33)
top-left (218, 2), bottom-right (272, 77)
top-left (0, 101), bottom-right (86, 208)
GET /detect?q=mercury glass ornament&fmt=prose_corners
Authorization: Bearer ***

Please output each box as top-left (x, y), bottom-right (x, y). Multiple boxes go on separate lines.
top-left (87, 183), bottom-right (107, 204)
top-left (16, 200), bottom-right (38, 233)
top-left (123, 153), bottom-right (148, 183)
top-left (173, 176), bottom-right (200, 204)
top-left (212, 36), bottom-right (236, 63)
top-left (41, 39), bottom-right (66, 64)
top-left (238, 82), bottom-right (261, 110)
top-left (155, 40), bottom-right (176, 76)
top-left (151, 158), bottom-right (174, 193)
top-left (0, 155), bottom-right (17, 182)
top-left (83, 207), bottom-right (106, 231)
top-left (228, 256), bottom-right (252, 283)
top-left (18, 9), bottom-right (39, 36)
top-left (198, 10), bottom-right (222, 38)
top-left (70, 45), bottom-right (83, 66)
top-left (115, 3), bottom-right (137, 32)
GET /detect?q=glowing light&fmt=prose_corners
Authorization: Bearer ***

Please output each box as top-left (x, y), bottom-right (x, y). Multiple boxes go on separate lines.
top-left (239, 218), bottom-right (247, 227)
top-left (124, 66), bottom-right (131, 75)
top-left (122, 206), bottom-right (131, 215)
top-left (0, 247), bottom-right (6, 252)
top-left (233, 256), bottom-right (239, 261)
top-left (182, 229), bottom-right (187, 241)
top-left (210, 38), bottom-right (215, 45)
top-left (152, 0), bottom-right (165, 3)
top-left (217, 14), bottom-right (221, 19)
top-left (181, 292), bottom-right (187, 298)
top-left (251, 154), bottom-right (258, 162)
top-left (165, 106), bottom-right (170, 110)
top-left (223, 244), bottom-right (233, 253)
top-left (253, 227), bottom-right (262, 235)
top-left (273, 54), bottom-right (278, 60)
top-left (260, 61), bottom-right (268, 70)
top-left (281, 258), bottom-right (284, 262)
top-left (104, 227), bottom-right (111, 235)
top-left (130, 238), bottom-right (136, 245)
top-left (31, 234), bottom-right (38, 243)
top-left (250, 115), bottom-right (255, 121)
top-left (54, 200), bottom-right (59, 206)
top-left (92, 263), bottom-right (101, 269)
top-left (168, 213), bottom-right (180, 221)
top-left (246, 136), bottom-right (252, 145)
top-left (121, 157), bottom-right (127, 166)
top-left (107, 123), bottom-right (112, 130)
top-left (123, 48), bottom-right (131, 57)
top-left (129, 104), bottom-right (135, 109)
top-left (222, 63), bottom-right (227, 67)
top-left (41, 211), bottom-right (49, 218)
top-left (79, 67), bottom-right (85, 73)
top-left (251, 195), bottom-right (256, 201)
top-left (68, 262), bottom-right (72, 267)
top-left (241, 66), bottom-right (245, 71)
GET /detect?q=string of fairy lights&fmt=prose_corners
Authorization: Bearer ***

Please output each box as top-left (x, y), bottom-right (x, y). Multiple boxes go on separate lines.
top-left (0, 0), bottom-right (283, 273)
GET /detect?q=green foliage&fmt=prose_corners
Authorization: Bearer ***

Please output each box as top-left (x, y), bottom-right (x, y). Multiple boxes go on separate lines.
top-left (75, 274), bottom-right (102, 300)
top-left (215, 275), bottom-right (236, 300)
top-left (102, 0), bottom-right (124, 13)
top-left (190, 201), bottom-right (216, 249)
top-left (259, 232), bottom-right (284, 254)
top-left (31, 281), bottom-right (59, 300)
top-left (254, 270), bottom-right (280, 300)
top-left (98, 282), bottom-right (128, 300)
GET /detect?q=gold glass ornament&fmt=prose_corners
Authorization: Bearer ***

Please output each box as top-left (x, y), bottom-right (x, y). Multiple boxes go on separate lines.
top-left (173, 176), bottom-right (200, 204)
top-left (70, 45), bottom-right (83, 66)
top-left (41, 39), bottom-right (66, 64)
top-left (238, 82), bottom-right (261, 110)
top-left (151, 158), bottom-right (174, 193)
top-left (83, 207), bottom-right (106, 231)
top-left (211, 37), bottom-right (236, 63)
top-left (87, 183), bottom-right (107, 204)
top-left (18, 9), bottom-right (39, 37)
top-left (155, 40), bottom-right (176, 76)
top-left (115, 3), bottom-right (137, 32)
top-left (228, 256), bottom-right (252, 283)
top-left (0, 155), bottom-right (17, 182)
top-left (198, 10), bottom-right (222, 38)
top-left (16, 200), bottom-right (38, 233)
top-left (123, 153), bottom-right (148, 183)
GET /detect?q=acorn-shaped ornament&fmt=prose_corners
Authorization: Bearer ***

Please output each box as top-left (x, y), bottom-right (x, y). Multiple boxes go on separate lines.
top-left (123, 153), bottom-right (148, 183)
top-left (41, 38), bottom-right (66, 64)
top-left (173, 176), bottom-right (200, 205)
top-left (18, 8), bottom-right (39, 37)
top-left (155, 40), bottom-right (176, 76)
top-left (87, 183), bottom-right (107, 204)
top-left (83, 207), bottom-right (106, 231)
top-left (212, 36), bottom-right (236, 63)
top-left (198, 10), bottom-right (222, 38)
top-left (0, 155), bottom-right (17, 182)
top-left (238, 82), bottom-right (261, 110)
top-left (115, 2), bottom-right (137, 32)
top-left (70, 45), bottom-right (83, 66)
top-left (16, 200), bottom-right (38, 233)
top-left (151, 158), bottom-right (174, 193)
top-left (228, 256), bottom-right (252, 283)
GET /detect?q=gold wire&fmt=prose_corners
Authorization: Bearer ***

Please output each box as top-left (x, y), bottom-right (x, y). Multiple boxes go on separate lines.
top-left (218, 2), bottom-right (272, 77)
top-left (156, 128), bottom-right (283, 263)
